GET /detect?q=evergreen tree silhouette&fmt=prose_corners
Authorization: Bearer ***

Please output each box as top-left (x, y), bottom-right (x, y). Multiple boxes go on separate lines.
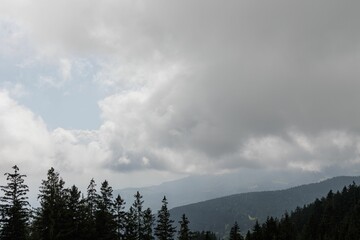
top-left (229, 221), bottom-right (243, 240)
top-left (0, 165), bottom-right (29, 240)
top-left (178, 214), bottom-right (190, 240)
top-left (155, 196), bottom-right (176, 240)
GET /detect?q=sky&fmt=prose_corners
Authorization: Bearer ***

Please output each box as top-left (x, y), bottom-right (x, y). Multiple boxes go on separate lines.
top-left (0, 0), bottom-right (360, 195)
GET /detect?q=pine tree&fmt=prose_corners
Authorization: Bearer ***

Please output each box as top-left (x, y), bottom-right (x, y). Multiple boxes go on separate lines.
top-left (155, 196), bottom-right (176, 240)
top-left (95, 180), bottom-right (117, 240)
top-left (63, 185), bottom-right (82, 239)
top-left (278, 212), bottom-right (294, 240)
top-left (178, 214), bottom-right (190, 240)
top-left (143, 208), bottom-right (154, 240)
top-left (0, 165), bottom-right (29, 240)
top-left (34, 167), bottom-right (68, 240)
top-left (82, 178), bottom-right (98, 240)
top-left (132, 191), bottom-right (144, 239)
top-left (86, 178), bottom-right (98, 218)
top-left (262, 217), bottom-right (278, 240)
top-left (245, 230), bottom-right (251, 240)
top-left (125, 206), bottom-right (137, 240)
top-left (251, 221), bottom-right (262, 240)
top-left (114, 194), bottom-right (126, 240)
top-left (229, 222), bottom-right (243, 240)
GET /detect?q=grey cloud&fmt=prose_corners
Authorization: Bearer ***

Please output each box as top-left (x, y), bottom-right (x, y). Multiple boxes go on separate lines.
top-left (2, 0), bottom-right (360, 174)
top-left (96, 0), bottom-right (360, 173)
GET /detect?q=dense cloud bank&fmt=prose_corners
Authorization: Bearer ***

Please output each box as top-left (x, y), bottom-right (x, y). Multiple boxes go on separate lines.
top-left (0, 0), bottom-right (360, 180)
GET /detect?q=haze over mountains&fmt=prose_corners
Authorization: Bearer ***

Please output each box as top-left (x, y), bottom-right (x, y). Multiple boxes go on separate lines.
top-left (113, 169), bottom-right (360, 237)
top-left (114, 169), bottom-right (327, 210)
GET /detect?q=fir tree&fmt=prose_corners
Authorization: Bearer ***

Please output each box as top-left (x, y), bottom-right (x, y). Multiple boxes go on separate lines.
top-left (125, 206), bottom-right (137, 240)
top-left (86, 178), bottom-right (98, 218)
top-left (34, 167), bottom-right (68, 240)
top-left (178, 214), bottom-right (190, 240)
top-left (63, 185), bottom-right (82, 239)
top-left (82, 178), bottom-right (98, 240)
top-left (143, 208), bottom-right (154, 240)
top-left (155, 196), bottom-right (176, 240)
top-left (95, 180), bottom-right (117, 240)
top-left (0, 165), bottom-right (29, 240)
top-left (262, 217), bottom-right (278, 240)
top-left (250, 221), bottom-right (262, 240)
top-left (278, 212), bottom-right (294, 240)
top-left (114, 194), bottom-right (126, 240)
top-left (229, 222), bottom-right (243, 240)
top-left (132, 191), bottom-right (144, 239)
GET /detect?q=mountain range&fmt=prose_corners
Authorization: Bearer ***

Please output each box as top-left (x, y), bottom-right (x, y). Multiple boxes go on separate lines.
top-left (114, 169), bottom-right (326, 210)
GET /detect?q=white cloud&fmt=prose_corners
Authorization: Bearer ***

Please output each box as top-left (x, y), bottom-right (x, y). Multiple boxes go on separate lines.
top-left (51, 128), bottom-right (109, 173)
top-left (0, 90), bottom-right (53, 173)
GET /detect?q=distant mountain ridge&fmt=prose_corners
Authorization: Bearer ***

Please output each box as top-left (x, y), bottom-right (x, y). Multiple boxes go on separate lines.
top-left (169, 176), bottom-right (360, 236)
top-left (114, 169), bottom-right (325, 210)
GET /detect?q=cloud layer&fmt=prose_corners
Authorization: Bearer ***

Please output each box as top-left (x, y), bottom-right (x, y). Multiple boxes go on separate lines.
top-left (0, 0), bottom-right (360, 184)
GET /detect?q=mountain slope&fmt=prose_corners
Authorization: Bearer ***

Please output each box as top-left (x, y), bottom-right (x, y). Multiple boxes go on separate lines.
top-left (114, 169), bottom-right (324, 210)
top-left (170, 176), bottom-right (360, 236)
top-left (246, 182), bottom-right (360, 240)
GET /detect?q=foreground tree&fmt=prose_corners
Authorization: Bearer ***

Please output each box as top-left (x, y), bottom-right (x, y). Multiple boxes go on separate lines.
top-left (132, 191), bottom-right (144, 239)
top-left (63, 185), bottom-right (83, 239)
top-left (83, 178), bottom-right (98, 240)
top-left (95, 180), bottom-right (117, 240)
top-left (0, 165), bottom-right (30, 240)
top-left (114, 195), bottom-right (126, 239)
top-left (155, 196), bottom-right (176, 240)
top-left (33, 167), bottom-right (68, 240)
top-left (178, 214), bottom-right (190, 240)
top-left (143, 208), bottom-right (154, 240)
top-left (125, 206), bottom-right (137, 240)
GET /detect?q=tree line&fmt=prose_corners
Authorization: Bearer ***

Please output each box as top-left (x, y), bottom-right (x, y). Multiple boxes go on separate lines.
top-left (3, 165), bottom-right (360, 240)
top-left (0, 165), bottom-right (218, 240)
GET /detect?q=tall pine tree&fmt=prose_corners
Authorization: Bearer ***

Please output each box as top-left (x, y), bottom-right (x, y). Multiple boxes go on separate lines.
top-left (63, 185), bottom-right (83, 239)
top-left (155, 196), bottom-right (176, 240)
top-left (178, 214), bottom-right (190, 240)
top-left (143, 208), bottom-right (154, 240)
top-left (132, 191), bottom-right (144, 239)
top-left (95, 180), bottom-right (117, 240)
top-left (114, 194), bottom-right (126, 240)
top-left (125, 206), bottom-right (137, 240)
top-left (0, 165), bottom-right (29, 240)
top-left (33, 167), bottom-right (68, 240)
top-left (83, 178), bottom-right (98, 240)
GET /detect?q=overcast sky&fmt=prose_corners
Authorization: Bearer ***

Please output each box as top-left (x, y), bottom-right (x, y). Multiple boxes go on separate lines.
top-left (0, 0), bottom-right (360, 192)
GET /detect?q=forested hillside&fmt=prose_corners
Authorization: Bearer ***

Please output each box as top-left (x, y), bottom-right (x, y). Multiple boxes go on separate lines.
top-left (170, 176), bottom-right (360, 236)
top-left (244, 182), bottom-right (360, 240)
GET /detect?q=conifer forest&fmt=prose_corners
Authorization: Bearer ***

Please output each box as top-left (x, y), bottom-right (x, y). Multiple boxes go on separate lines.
top-left (2, 165), bottom-right (360, 240)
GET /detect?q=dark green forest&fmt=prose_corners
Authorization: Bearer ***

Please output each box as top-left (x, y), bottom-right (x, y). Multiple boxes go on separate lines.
top-left (244, 182), bottom-right (360, 240)
top-left (1, 165), bottom-right (360, 240)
